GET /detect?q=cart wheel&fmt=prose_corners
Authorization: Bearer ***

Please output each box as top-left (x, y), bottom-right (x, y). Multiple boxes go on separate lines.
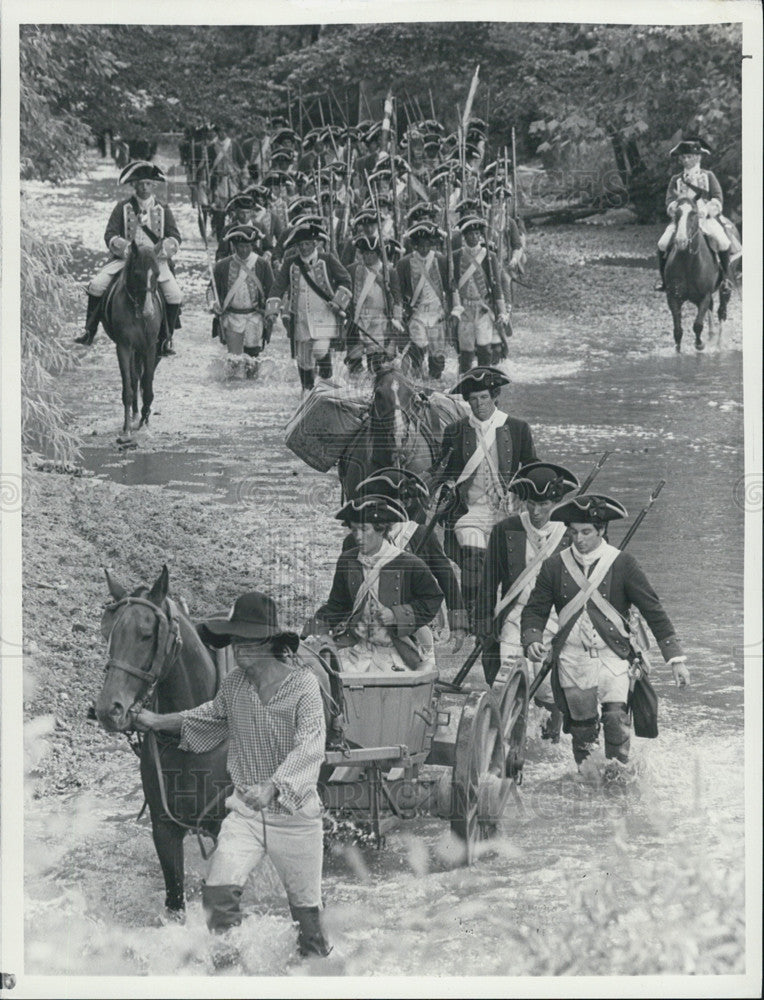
top-left (451, 690), bottom-right (508, 864)
top-left (496, 659), bottom-right (529, 780)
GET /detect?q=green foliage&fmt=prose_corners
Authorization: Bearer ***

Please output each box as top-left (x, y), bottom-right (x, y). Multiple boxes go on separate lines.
top-left (20, 205), bottom-right (82, 464)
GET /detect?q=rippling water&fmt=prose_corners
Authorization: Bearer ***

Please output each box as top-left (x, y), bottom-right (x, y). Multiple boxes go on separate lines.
top-left (24, 160), bottom-right (746, 978)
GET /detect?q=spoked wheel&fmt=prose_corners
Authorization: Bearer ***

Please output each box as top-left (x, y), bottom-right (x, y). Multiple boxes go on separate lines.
top-left (495, 658), bottom-right (530, 780)
top-left (450, 690), bottom-right (510, 865)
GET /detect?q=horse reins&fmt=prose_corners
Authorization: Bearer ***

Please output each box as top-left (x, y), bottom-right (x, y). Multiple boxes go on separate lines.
top-left (104, 595), bottom-right (223, 857)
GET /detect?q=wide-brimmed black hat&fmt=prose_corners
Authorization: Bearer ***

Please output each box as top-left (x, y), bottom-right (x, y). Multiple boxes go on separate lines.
top-left (450, 365), bottom-right (510, 399)
top-left (335, 495), bottom-right (407, 526)
top-left (200, 591), bottom-right (299, 650)
top-left (224, 192), bottom-right (257, 214)
top-left (270, 146), bottom-right (295, 165)
top-left (550, 493), bottom-right (628, 525)
top-left (287, 196), bottom-right (318, 219)
top-left (225, 224), bottom-right (263, 245)
top-left (356, 467), bottom-right (430, 504)
top-left (508, 462), bottom-right (580, 503)
top-left (669, 136), bottom-right (712, 157)
top-left (119, 160), bottom-right (166, 185)
top-left (352, 210), bottom-right (377, 228)
top-left (364, 122), bottom-right (383, 143)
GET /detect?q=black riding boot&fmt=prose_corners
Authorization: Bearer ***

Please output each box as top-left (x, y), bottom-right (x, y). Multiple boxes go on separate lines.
top-left (459, 545), bottom-right (486, 630)
top-left (289, 904), bottom-right (332, 958)
top-left (160, 303), bottom-right (180, 356)
top-left (653, 250), bottom-right (667, 291)
top-left (475, 344), bottom-right (492, 367)
top-left (317, 353), bottom-right (333, 381)
top-left (458, 350), bottom-right (475, 374)
top-left (569, 716), bottom-right (601, 767)
top-left (428, 352), bottom-right (446, 380)
top-left (718, 249), bottom-right (732, 287)
top-left (601, 701), bottom-right (631, 764)
top-left (298, 366), bottom-right (315, 391)
top-left (202, 884), bottom-right (243, 934)
top-left (74, 294), bottom-right (103, 345)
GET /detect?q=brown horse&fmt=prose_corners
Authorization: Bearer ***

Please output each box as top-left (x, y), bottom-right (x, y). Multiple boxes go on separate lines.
top-left (337, 363), bottom-right (466, 500)
top-left (95, 566), bottom-right (231, 916)
top-left (664, 197), bottom-right (732, 352)
top-left (101, 242), bottom-right (164, 442)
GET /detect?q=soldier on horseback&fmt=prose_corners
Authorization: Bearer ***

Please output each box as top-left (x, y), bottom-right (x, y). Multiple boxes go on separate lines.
top-left (654, 137), bottom-right (734, 292)
top-left (75, 161), bottom-right (181, 356)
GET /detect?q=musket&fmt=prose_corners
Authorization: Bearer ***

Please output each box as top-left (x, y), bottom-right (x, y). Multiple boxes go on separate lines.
top-left (389, 98), bottom-right (401, 241)
top-left (287, 86), bottom-right (293, 130)
top-left (199, 203), bottom-right (222, 314)
top-left (298, 84), bottom-right (304, 135)
top-left (328, 170), bottom-right (337, 257)
top-left (340, 144), bottom-right (356, 245)
top-left (365, 170), bottom-right (395, 323)
top-left (527, 479), bottom-right (666, 700)
top-left (443, 175), bottom-right (459, 324)
top-left (411, 450), bottom-right (455, 556)
top-left (444, 451), bottom-right (613, 693)
top-left (428, 88), bottom-right (436, 121)
top-left (511, 129), bottom-right (521, 228)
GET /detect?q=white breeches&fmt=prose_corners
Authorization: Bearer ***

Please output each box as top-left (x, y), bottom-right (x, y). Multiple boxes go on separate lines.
top-left (457, 303), bottom-right (495, 351)
top-left (206, 791), bottom-right (323, 907)
top-left (341, 627), bottom-right (435, 674)
top-left (500, 612), bottom-right (556, 703)
top-left (557, 642), bottom-right (630, 708)
top-left (295, 339), bottom-right (331, 369)
top-left (658, 217), bottom-right (731, 252)
top-left (454, 499), bottom-right (504, 550)
top-left (89, 258), bottom-right (182, 303)
top-left (222, 313), bottom-right (263, 354)
top-left (408, 306), bottom-right (446, 354)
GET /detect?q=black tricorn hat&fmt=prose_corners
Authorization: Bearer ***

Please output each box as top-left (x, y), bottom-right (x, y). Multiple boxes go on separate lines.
top-left (353, 233), bottom-right (381, 253)
top-left (224, 192), bottom-right (257, 213)
top-left (406, 201), bottom-right (438, 223)
top-left (550, 493), bottom-right (628, 525)
top-left (283, 218), bottom-right (328, 247)
top-left (450, 365), bottom-right (510, 398)
top-left (456, 215), bottom-right (487, 234)
top-left (669, 135), bottom-right (712, 157)
top-left (403, 220), bottom-right (439, 242)
top-left (224, 223), bottom-right (263, 245)
top-left (508, 462), bottom-right (580, 503)
top-left (356, 467), bottom-right (430, 503)
top-left (199, 591), bottom-right (299, 651)
top-left (119, 160), bottom-right (166, 185)
top-left (335, 495), bottom-right (408, 526)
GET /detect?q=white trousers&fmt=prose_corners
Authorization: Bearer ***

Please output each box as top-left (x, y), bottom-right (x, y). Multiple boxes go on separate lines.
top-left (658, 216), bottom-right (731, 252)
top-left (206, 791), bottom-right (323, 908)
top-left (557, 642), bottom-right (630, 718)
top-left (342, 627), bottom-right (435, 674)
top-left (408, 306), bottom-right (446, 354)
top-left (500, 618), bottom-right (554, 703)
top-left (454, 499), bottom-right (504, 550)
top-left (457, 302), bottom-right (495, 351)
top-left (89, 257), bottom-right (182, 303)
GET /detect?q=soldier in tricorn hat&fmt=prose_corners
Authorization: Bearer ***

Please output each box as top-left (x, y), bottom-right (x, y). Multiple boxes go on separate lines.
top-left (475, 461), bottom-right (579, 740)
top-left (521, 494), bottom-right (690, 771)
top-left (75, 160), bottom-right (182, 355)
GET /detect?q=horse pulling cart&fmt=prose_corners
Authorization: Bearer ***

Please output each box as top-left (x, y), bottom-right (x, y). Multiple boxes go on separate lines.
top-left (305, 639), bottom-right (530, 863)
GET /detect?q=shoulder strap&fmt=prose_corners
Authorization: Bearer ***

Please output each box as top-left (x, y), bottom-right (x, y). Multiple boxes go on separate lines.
top-left (297, 256), bottom-right (334, 303)
top-left (494, 522), bottom-right (567, 617)
top-left (557, 546), bottom-right (625, 633)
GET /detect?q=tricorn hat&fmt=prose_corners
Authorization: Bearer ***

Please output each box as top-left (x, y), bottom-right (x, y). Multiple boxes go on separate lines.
top-left (669, 135), bottom-right (712, 157)
top-left (354, 233), bottom-right (381, 253)
top-left (119, 160), bottom-right (166, 185)
top-left (224, 223), bottom-right (263, 245)
top-left (456, 215), bottom-right (487, 234)
top-left (224, 192), bottom-right (256, 214)
top-left (283, 218), bottom-right (327, 247)
top-left (334, 495), bottom-right (408, 526)
top-left (356, 467), bottom-right (430, 504)
top-left (406, 201), bottom-right (438, 224)
top-left (403, 220), bottom-right (439, 243)
top-left (550, 493), bottom-right (628, 525)
top-left (272, 127), bottom-right (299, 145)
top-left (199, 591), bottom-right (299, 651)
top-left (508, 462), bottom-right (580, 503)
top-left (352, 209), bottom-right (377, 228)
top-left (450, 365), bottom-right (510, 399)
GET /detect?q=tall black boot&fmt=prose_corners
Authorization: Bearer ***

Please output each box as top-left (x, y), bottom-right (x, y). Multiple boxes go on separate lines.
top-left (653, 250), bottom-right (667, 292)
top-left (475, 344), bottom-right (492, 367)
top-left (601, 701), bottom-right (631, 764)
top-left (202, 884), bottom-right (243, 934)
top-left (74, 294), bottom-right (103, 345)
top-left (160, 303), bottom-right (180, 356)
top-left (569, 716), bottom-right (601, 767)
top-left (490, 342), bottom-right (505, 365)
top-left (428, 352), bottom-right (446, 380)
top-left (317, 353), bottom-right (333, 381)
top-left (458, 350), bottom-right (475, 374)
top-left (298, 366), bottom-right (315, 391)
top-left (289, 905), bottom-right (332, 958)
top-left (459, 545), bottom-right (486, 630)
top-left (718, 249), bottom-right (732, 287)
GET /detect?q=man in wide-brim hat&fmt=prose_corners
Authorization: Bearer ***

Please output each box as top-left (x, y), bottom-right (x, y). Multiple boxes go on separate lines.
top-left (654, 134), bottom-right (736, 291)
top-left (209, 224), bottom-right (274, 363)
top-left (75, 160), bottom-right (182, 354)
top-left (429, 366), bottom-right (537, 628)
top-left (475, 461), bottom-right (579, 737)
top-left (521, 494), bottom-right (691, 771)
top-left (267, 218), bottom-right (351, 389)
top-left (304, 497), bottom-right (443, 673)
top-left (452, 216), bottom-right (512, 372)
top-left (136, 591), bottom-right (332, 957)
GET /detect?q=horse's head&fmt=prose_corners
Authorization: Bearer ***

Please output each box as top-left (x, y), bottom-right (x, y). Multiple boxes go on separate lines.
top-left (673, 197), bottom-right (700, 251)
top-left (124, 241), bottom-right (160, 314)
top-left (95, 565), bottom-right (180, 732)
top-left (372, 365), bottom-right (416, 458)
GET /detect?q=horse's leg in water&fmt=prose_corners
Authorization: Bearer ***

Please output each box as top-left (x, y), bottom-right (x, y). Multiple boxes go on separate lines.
top-left (130, 352), bottom-right (142, 426)
top-left (667, 293), bottom-right (684, 352)
top-left (692, 293), bottom-right (712, 352)
top-left (138, 353), bottom-right (155, 428)
top-left (116, 345), bottom-right (135, 438)
top-left (150, 810), bottom-right (187, 913)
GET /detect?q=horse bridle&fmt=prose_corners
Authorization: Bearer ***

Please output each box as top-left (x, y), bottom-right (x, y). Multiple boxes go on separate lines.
top-left (104, 595), bottom-right (183, 722)
top-left (675, 200), bottom-right (701, 256)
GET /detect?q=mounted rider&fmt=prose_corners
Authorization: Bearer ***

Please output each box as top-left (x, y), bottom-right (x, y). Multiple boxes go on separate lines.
top-left (209, 224), bottom-right (275, 366)
top-left (75, 160), bottom-right (181, 355)
top-left (654, 137), bottom-right (734, 292)
top-left (521, 494), bottom-right (690, 772)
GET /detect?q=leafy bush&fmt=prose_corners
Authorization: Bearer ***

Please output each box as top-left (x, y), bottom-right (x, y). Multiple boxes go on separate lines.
top-left (20, 205), bottom-right (82, 464)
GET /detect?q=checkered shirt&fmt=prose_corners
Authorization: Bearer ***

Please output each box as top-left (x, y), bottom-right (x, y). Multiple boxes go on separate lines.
top-left (179, 664), bottom-right (325, 815)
